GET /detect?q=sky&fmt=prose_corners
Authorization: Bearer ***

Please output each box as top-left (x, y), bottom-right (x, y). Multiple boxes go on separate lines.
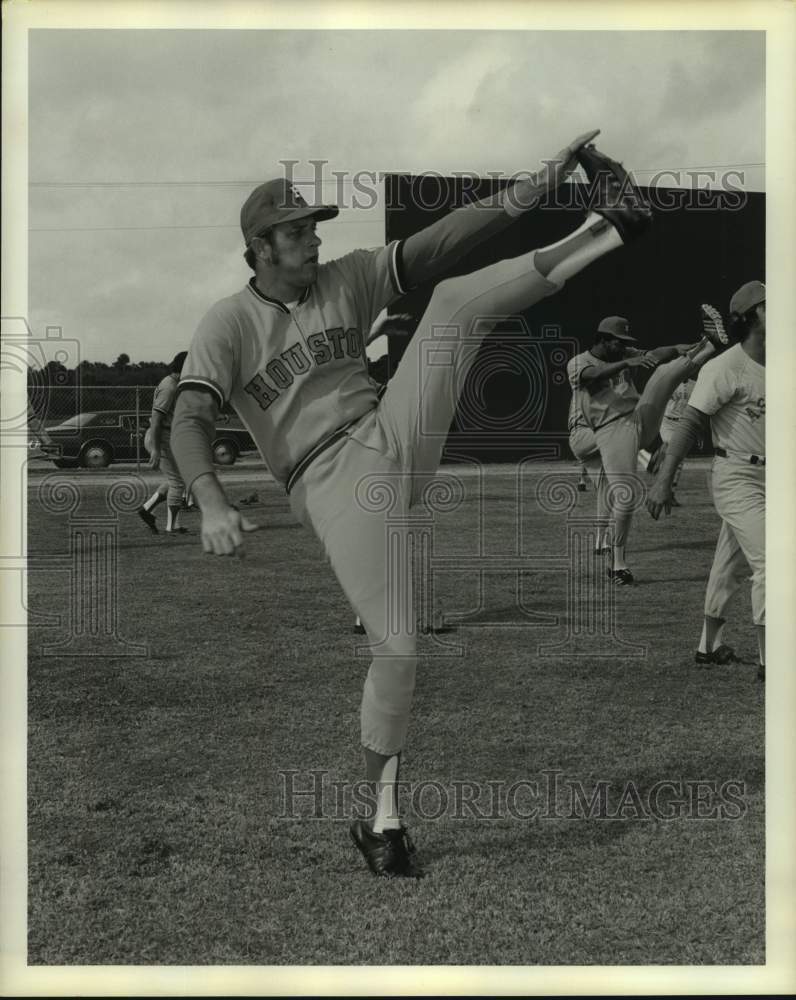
top-left (28, 29), bottom-right (765, 364)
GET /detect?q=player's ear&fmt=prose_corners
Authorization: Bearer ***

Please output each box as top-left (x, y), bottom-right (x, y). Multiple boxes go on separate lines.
top-left (250, 236), bottom-right (272, 265)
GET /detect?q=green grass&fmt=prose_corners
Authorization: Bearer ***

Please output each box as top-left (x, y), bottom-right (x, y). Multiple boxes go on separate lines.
top-left (27, 462), bottom-right (764, 965)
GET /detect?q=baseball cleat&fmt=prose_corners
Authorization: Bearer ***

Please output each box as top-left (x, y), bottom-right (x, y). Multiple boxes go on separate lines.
top-left (699, 303), bottom-right (728, 350)
top-left (353, 620), bottom-right (366, 635)
top-left (576, 144), bottom-right (652, 243)
top-left (577, 482), bottom-right (588, 492)
top-left (694, 644), bottom-right (739, 667)
top-left (594, 545), bottom-right (612, 556)
top-left (607, 568), bottom-right (634, 586)
top-left (350, 819), bottom-right (422, 878)
top-left (165, 527), bottom-right (190, 535)
top-left (137, 507), bottom-right (158, 535)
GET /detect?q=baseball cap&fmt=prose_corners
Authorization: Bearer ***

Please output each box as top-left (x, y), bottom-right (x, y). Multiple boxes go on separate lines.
top-left (597, 315), bottom-right (637, 343)
top-left (729, 280), bottom-right (765, 317)
top-left (240, 178), bottom-right (339, 246)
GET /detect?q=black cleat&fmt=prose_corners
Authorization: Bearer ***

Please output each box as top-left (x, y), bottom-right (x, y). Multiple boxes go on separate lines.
top-left (694, 644), bottom-right (739, 667)
top-left (576, 143), bottom-right (652, 243)
top-left (137, 507), bottom-right (158, 535)
top-left (607, 568), bottom-right (634, 586)
top-left (165, 526), bottom-right (190, 535)
top-left (594, 545), bottom-right (612, 556)
top-left (353, 620), bottom-right (366, 635)
top-left (577, 482), bottom-right (588, 492)
top-left (350, 820), bottom-right (421, 878)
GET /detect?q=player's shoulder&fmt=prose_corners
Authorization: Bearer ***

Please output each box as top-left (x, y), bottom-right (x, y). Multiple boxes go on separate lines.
top-left (195, 286), bottom-right (252, 334)
top-left (567, 349), bottom-right (592, 370)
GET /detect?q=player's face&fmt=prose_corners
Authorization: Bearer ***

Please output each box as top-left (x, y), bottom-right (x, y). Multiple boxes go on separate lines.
top-left (603, 336), bottom-right (626, 360)
top-left (269, 218), bottom-right (322, 286)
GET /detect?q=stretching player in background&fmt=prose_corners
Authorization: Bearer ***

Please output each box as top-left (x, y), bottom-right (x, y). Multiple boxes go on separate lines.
top-left (647, 282), bottom-right (765, 680)
top-left (568, 312), bottom-right (726, 585)
top-left (138, 351), bottom-right (190, 535)
top-left (173, 133), bottom-right (654, 878)
top-left (650, 377), bottom-right (698, 506)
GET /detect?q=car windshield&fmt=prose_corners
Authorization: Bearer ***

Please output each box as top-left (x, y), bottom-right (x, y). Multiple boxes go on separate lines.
top-left (53, 413), bottom-right (97, 429)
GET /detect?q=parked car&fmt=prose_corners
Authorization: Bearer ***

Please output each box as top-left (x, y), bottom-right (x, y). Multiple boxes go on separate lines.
top-left (34, 410), bottom-right (256, 469)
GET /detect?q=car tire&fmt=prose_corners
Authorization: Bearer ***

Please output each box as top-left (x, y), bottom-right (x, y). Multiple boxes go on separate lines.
top-left (80, 441), bottom-right (113, 469)
top-left (212, 438), bottom-right (239, 466)
top-left (53, 458), bottom-right (80, 470)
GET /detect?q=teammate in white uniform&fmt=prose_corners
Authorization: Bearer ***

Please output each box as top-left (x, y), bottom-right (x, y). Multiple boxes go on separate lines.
top-left (137, 351), bottom-right (189, 535)
top-left (567, 317), bottom-right (724, 584)
top-left (171, 134), bottom-right (654, 876)
top-left (647, 281), bottom-right (765, 680)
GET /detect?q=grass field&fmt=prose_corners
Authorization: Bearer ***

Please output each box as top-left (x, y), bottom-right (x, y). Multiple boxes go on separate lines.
top-left (26, 461), bottom-right (764, 966)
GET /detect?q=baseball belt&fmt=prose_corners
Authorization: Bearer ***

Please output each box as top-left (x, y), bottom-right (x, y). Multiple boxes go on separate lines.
top-left (285, 418), bottom-right (359, 495)
top-left (714, 446), bottom-right (765, 466)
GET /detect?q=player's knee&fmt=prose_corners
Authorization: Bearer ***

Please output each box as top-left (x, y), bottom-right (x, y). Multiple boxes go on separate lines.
top-left (364, 652), bottom-right (418, 714)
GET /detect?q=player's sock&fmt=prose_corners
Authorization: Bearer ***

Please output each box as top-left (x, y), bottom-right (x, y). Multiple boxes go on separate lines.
top-left (684, 337), bottom-right (717, 369)
top-left (612, 543), bottom-right (628, 572)
top-left (364, 750), bottom-right (402, 833)
top-left (534, 212), bottom-right (624, 285)
top-left (143, 490), bottom-right (166, 513)
top-left (698, 615), bottom-right (725, 654)
top-left (166, 505), bottom-right (181, 532)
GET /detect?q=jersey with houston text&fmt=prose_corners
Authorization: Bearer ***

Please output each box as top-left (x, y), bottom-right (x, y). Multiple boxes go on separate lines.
top-left (151, 373), bottom-right (180, 428)
top-left (180, 242), bottom-right (403, 485)
top-left (663, 378), bottom-right (695, 421)
top-left (567, 349), bottom-right (641, 431)
top-left (688, 343), bottom-right (765, 456)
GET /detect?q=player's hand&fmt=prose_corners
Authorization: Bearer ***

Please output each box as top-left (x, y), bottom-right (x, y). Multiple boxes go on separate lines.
top-left (646, 478), bottom-right (675, 520)
top-left (201, 504), bottom-right (260, 556)
top-left (626, 354), bottom-right (658, 370)
top-left (147, 448), bottom-right (161, 470)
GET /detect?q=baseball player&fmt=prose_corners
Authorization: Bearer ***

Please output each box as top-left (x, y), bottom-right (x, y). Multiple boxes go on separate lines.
top-left (567, 314), bottom-right (726, 585)
top-left (138, 351), bottom-right (190, 535)
top-left (647, 281), bottom-right (765, 680)
top-left (171, 134), bottom-right (654, 877)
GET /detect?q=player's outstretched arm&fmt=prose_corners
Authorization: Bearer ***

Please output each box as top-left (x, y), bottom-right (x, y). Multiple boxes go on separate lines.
top-left (399, 129), bottom-right (600, 289)
top-left (171, 388), bottom-right (260, 555)
top-left (646, 405), bottom-right (709, 520)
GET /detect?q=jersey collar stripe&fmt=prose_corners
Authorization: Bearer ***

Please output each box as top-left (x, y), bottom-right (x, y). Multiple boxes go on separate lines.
top-left (388, 240), bottom-right (407, 297)
top-left (178, 376), bottom-right (226, 409)
top-left (246, 279), bottom-right (311, 311)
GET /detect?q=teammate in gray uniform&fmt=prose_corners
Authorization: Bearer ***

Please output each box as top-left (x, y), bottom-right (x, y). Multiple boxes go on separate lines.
top-left (647, 281), bottom-right (765, 680)
top-left (568, 316), bottom-right (726, 584)
top-left (172, 135), bottom-right (654, 877)
top-left (138, 351), bottom-right (189, 535)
